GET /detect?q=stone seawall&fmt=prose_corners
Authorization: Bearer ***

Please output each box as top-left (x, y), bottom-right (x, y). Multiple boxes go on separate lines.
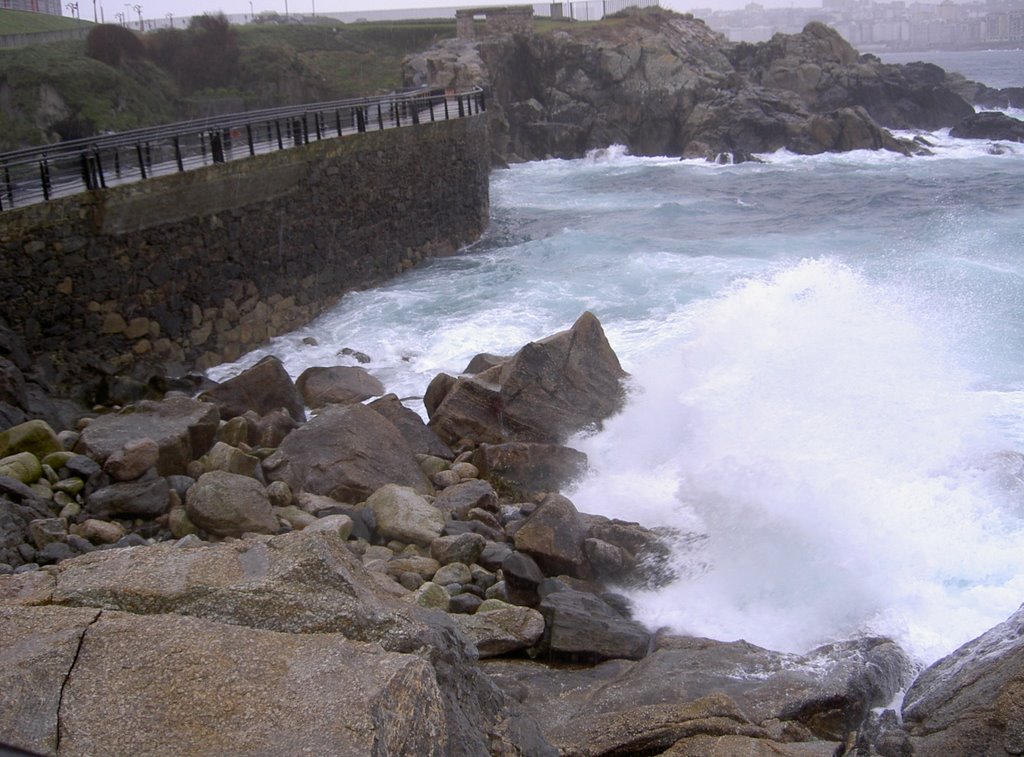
top-left (0, 115), bottom-right (490, 399)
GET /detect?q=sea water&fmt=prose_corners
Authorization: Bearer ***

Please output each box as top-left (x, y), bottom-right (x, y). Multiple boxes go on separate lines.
top-left (210, 62), bottom-right (1024, 666)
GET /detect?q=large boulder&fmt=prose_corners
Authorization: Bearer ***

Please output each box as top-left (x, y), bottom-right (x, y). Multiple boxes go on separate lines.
top-left (513, 494), bottom-right (589, 579)
top-left (427, 312), bottom-right (627, 446)
top-left (74, 396), bottom-right (219, 476)
top-left (368, 394), bottom-right (453, 459)
top-left (471, 442), bottom-right (588, 495)
top-left (0, 419), bottom-right (62, 460)
top-left (453, 600), bottom-right (546, 658)
top-left (199, 355), bottom-right (305, 423)
top-left (296, 365), bottom-right (386, 408)
top-left (367, 484), bottom-right (446, 547)
top-left (86, 476), bottom-right (171, 519)
top-left (536, 586), bottom-right (652, 662)
top-left (484, 633), bottom-right (911, 755)
top-left (0, 605), bottom-right (498, 757)
top-left (262, 403), bottom-right (432, 502)
top-left (433, 478), bottom-right (499, 519)
top-left (185, 470), bottom-right (279, 537)
top-left (903, 602), bottom-right (1024, 756)
top-left (24, 529), bottom-right (550, 756)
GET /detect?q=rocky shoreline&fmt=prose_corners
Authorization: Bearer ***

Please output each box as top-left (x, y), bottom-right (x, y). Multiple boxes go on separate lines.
top-left (1, 310), bottom-right (1023, 755)
top-left (404, 8), bottom-right (1024, 165)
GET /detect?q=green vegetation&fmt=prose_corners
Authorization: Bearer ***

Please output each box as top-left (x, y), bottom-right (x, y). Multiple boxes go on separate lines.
top-left (0, 8), bottom-right (91, 35)
top-left (0, 15), bottom-right (456, 152)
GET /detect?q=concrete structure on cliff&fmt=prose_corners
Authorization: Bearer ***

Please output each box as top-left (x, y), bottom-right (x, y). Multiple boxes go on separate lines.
top-left (0, 109), bottom-right (490, 397)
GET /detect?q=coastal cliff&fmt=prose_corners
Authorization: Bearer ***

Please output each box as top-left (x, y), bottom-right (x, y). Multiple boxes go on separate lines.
top-left (404, 8), bottom-right (1018, 163)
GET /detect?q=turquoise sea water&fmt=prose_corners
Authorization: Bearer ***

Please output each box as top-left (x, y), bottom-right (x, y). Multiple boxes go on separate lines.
top-left (212, 59), bottom-right (1024, 664)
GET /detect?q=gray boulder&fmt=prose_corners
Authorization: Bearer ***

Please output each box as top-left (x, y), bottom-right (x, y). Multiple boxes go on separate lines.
top-left (102, 437), bottom-right (159, 482)
top-left (199, 355), bottom-right (306, 423)
top-left (472, 442), bottom-right (588, 495)
top-left (369, 394), bottom-right (453, 459)
top-left (433, 478), bottom-right (498, 519)
top-left (428, 312), bottom-right (627, 446)
top-left (86, 476), bottom-right (170, 519)
top-left (454, 601), bottom-right (546, 658)
top-left (74, 396), bottom-right (219, 476)
top-left (367, 484), bottom-right (445, 547)
top-left (536, 586), bottom-right (651, 662)
top-left (431, 532), bottom-right (486, 566)
top-left (296, 365), bottom-right (386, 408)
top-left (513, 494), bottom-right (589, 579)
top-left (903, 602), bottom-right (1024, 756)
top-left (263, 403), bottom-right (432, 502)
top-left (185, 470), bottom-right (279, 537)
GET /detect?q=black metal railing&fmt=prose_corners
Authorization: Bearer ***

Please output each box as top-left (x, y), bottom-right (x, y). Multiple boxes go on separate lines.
top-left (0, 86), bottom-right (486, 212)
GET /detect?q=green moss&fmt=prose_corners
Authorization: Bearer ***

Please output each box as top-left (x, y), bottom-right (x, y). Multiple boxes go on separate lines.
top-left (0, 8), bottom-right (92, 35)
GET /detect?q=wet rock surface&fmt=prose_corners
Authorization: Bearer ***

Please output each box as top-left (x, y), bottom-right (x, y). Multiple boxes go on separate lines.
top-left (0, 310), bottom-right (1018, 756)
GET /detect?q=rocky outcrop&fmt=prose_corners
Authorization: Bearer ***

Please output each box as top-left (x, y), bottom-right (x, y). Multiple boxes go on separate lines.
top-left (427, 311), bottom-right (627, 445)
top-left (403, 9), bottom-right (989, 163)
top-left (903, 602), bottom-right (1024, 756)
top-left (296, 365), bottom-right (386, 408)
top-left (951, 111), bottom-right (1024, 142)
top-left (198, 355), bottom-right (306, 424)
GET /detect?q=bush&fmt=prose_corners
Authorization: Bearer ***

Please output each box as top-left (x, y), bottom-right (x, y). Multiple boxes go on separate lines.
top-left (85, 24), bottom-right (145, 68)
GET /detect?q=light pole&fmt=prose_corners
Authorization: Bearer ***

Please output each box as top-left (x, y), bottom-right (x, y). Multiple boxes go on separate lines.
top-left (65, 1), bottom-right (78, 18)
top-left (248, 0), bottom-right (253, 21)
top-left (114, 10), bottom-right (125, 25)
top-left (131, 3), bottom-right (142, 30)
top-left (166, 10), bottom-right (172, 27)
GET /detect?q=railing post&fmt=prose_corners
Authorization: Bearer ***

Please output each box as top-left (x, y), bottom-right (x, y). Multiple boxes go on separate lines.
top-left (275, 120), bottom-right (284, 150)
top-left (136, 143), bottom-right (148, 178)
top-left (314, 112), bottom-right (323, 140)
top-left (210, 131), bottom-right (225, 164)
top-left (479, 89), bottom-right (486, 112)
top-left (173, 136), bottom-right (184, 171)
top-left (394, 100), bottom-right (401, 128)
top-left (246, 124), bottom-right (255, 156)
top-left (335, 109), bottom-right (343, 136)
top-left (93, 147), bottom-right (107, 188)
top-left (356, 108), bottom-right (366, 133)
top-left (429, 94), bottom-right (436, 122)
top-left (39, 157), bottom-right (51, 200)
top-left (411, 99), bottom-right (420, 125)
top-left (377, 103), bottom-right (384, 131)
top-left (458, 95), bottom-right (465, 118)
top-left (444, 96), bottom-right (450, 120)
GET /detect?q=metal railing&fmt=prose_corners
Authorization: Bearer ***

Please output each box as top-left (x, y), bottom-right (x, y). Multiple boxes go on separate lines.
top-left (0, 86), bottom-right (486, 212)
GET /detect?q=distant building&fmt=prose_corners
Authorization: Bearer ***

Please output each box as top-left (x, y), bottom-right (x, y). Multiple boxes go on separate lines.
top-left (0, 0), bottom-right (63, 15)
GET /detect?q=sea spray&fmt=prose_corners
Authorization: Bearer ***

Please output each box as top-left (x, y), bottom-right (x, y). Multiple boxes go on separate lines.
top-left (569, 258), bottom-right (1024, 663)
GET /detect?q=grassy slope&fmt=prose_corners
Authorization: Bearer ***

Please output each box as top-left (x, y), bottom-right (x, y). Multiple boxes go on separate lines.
top-left (0, 17), bottom-right (456, 150)
top-left (0, 8), bottom-right (91, 34)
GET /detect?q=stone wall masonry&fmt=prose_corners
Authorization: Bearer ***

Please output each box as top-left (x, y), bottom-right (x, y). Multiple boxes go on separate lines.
top-left (0, 115), bottom-right (490, 397)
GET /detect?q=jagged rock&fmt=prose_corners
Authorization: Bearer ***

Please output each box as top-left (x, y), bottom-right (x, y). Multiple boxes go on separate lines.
top-left (454, 600), bottom-right (546, 658)
top-left (428, 312), bottom-right (627, 445)
top-left (472, 442), bottom-right (588, 495)
top-left (303, 513), bottom-right (354, 539)
top-left (184, 470), bottom-right (279, 537)
top-left (536, 585), bottom-right (651, 662)
top-left (369, 394), bottom-right (453, 459)
top-left (513, 494), bottom-right (589, 579)
top-left (74, 396), bottom-right (219, 476)
top-left (263, 404), bottom-right (432, 502)
top-left (501, 551), bottom-right (545, 607)
top-left (903, 602), bottom-right (1024, 756)
top-left (950, 111), bottom-right (1024, 142)
top-left (247, 407), bottom-right (298, 448)
top-left (296, 365), bottom-right (386, 408)
top-left (368, 484), bottom-right (445, 547)
top-left (102, 437), bottom-right (159, 481)
top-left (433, 478), bottom-right (499, 519)
top-left (587, 517), bottom-right (679, 588)
top-left (200, 355), bottom-right (305, 424)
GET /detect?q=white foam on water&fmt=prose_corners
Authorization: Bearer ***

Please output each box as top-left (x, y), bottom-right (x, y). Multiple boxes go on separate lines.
top-left (569, 258), bottom-right (1024, 664)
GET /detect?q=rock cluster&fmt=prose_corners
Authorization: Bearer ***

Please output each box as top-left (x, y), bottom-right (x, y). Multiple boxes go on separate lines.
top-left (404, 8), bottom-right (1020, 164)
top-left (3, 310), bottom-right (1024, 755)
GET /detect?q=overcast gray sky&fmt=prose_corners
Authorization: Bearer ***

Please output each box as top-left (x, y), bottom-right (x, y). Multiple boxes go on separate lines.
top-left (73, 0), bottom-right (791, 31)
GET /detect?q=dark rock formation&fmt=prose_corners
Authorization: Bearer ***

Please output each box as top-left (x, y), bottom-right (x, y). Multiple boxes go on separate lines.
top-left (199, 355), bottom-right (306, 423)
top-left (404, 10), bottom-right (982, 163)
top-left (951, 111), bottom-right (1024, 142)
top-left (368, 393), bottom-right (453, 459)
top-left (471, 441), bottom-right (589, 494)
top-left (296, 364), bottom-right (386, 408)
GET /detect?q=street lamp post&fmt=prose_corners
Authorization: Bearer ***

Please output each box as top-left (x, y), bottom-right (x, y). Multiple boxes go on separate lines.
top-left (248, 0), bottom-right (253, 21)
top-left (132, 3), bottom-right (143, 30)
top-left (166, 10), bottom-right (173, 27)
